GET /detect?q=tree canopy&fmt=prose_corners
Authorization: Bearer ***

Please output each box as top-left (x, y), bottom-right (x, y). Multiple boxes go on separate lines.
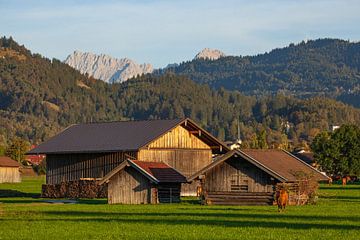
top-left (311, 125), bottom-right (360, 176)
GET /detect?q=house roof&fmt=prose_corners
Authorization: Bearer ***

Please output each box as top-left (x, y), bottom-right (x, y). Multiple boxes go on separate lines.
top-left (241, 149), bottom-right (328, 181)
top-left (27, 118), bottom-right (229, 154)
top-left (99, 159), bottom-right (187, 185)
top-left (188, 149), bottom-right (329, 182)
top-left (292, 152), bottom-right (315, 165)
top-left (0, 156), bottom-right (21, 167)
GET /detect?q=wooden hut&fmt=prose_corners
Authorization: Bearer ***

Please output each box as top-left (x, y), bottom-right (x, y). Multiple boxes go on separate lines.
top-left (99, 159), bottom-right (187, 204)
top-left (0, 156), bottom-right (21, 183)
top-left (28, 118), bottom-right (229, 197)
top-left (188, 149), bottom-right (329, 205)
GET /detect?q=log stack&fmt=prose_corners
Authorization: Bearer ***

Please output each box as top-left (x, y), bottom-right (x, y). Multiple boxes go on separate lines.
top-left (41, 180), bottom-right (107, 199)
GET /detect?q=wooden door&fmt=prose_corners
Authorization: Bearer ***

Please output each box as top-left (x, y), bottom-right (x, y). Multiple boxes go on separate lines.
top-left (230, 167), bottom-right (249, 192)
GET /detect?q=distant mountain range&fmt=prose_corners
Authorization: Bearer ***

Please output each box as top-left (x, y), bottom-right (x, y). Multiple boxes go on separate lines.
top-left (65, 51), bottom-right (153, 83)
top-left (162, 39), bottom-right (360, 108)
top-left (65, 48), bottom-right (227, 83)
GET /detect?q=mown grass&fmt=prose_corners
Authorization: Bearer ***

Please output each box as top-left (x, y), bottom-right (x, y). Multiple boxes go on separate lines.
top-left (0, 176), bottom-right (359, 240)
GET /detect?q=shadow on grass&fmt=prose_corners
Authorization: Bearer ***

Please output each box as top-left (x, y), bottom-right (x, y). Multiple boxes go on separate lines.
top-left (39, 210), bottom-right (360, 223)
top-left (0, 189), bottom-right (40, 198)
top-left (320, 186), bottom-right (360, 190)
top-left (4, 210), bottom-right (359, 230)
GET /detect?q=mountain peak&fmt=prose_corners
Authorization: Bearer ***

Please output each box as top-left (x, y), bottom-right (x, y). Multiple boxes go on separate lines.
top-left (65, 51), bottom-right (153, 83)
top-left (194, 48), bottom-right (226, 60)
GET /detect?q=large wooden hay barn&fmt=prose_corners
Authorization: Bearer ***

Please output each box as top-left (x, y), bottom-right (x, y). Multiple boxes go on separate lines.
top-left (188, 149), bottom-right (329, 205)
top-left (28, 118), bottom-right (229, 197)
top-left (99, 159), bottom-right (187, 204)
top-left (0, 156), bottom-right (21, 183)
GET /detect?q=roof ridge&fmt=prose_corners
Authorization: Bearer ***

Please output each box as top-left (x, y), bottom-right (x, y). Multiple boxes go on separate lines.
top-left (282, 150), bottom-right (330, 179)
top-left (78, 118), bottom-right (185, 125)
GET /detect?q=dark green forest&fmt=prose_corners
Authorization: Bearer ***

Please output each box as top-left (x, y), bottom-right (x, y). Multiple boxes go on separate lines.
top-left (1, 36), bottom-right (360, 150)
top-left (161, 39), bottom-right (360, 107)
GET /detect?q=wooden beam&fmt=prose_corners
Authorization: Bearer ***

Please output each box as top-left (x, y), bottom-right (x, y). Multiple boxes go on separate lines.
top-left (189, 130), bottom-right (201, 136)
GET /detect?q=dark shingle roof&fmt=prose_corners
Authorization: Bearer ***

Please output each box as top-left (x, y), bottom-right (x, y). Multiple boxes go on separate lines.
top-left (28, 119), bottom-right (184, 154)
top-left (241, 149), bottom-right (328, 181)
top-left (0, 157), bottom-right (21, 167)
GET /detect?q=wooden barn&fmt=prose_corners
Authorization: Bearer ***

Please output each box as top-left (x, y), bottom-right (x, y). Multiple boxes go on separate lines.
top-left (188, 149), bottom-right (329, 205)
top-left (99, 159), bottom-right (186, 204)
top-left (0, 156), bottom-right (21, 183)
top-left (28, 118), bottom-right (229, 197)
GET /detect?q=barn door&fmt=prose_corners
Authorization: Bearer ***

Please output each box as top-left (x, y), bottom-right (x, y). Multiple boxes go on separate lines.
top-left (230, 169), bottom-right (249, 192)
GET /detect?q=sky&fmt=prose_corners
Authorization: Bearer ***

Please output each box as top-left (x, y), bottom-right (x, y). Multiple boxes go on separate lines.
top-left (1, 0), bottom-right (360, 68)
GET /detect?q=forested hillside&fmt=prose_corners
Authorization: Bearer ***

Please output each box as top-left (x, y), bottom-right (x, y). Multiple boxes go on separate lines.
top-left (1, 37), bottom-right (360, 150)
top-left (162, 39), bottom-right (360, 107)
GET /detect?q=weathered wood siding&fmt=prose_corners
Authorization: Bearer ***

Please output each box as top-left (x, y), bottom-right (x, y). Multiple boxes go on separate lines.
top-left (46, 151), bottom-right (136, 184)
top-left (146, 125), bottom-right (211, 149)
top-left (158, 183), bottom-right (182, 203)
top-left (108, 167), bottom-right (151, 204)
top-left (0, 167), bottom-right (21, 183)
top-left (138, 149), bottom-right (211, 196)
top-left (204, 156), bottom-right (274, 193)
top-left (138, 125), bottom-right (213, 196)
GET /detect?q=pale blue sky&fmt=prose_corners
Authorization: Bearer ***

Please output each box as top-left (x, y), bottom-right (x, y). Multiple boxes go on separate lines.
top-left (1, 0), bottom-right (360, 68)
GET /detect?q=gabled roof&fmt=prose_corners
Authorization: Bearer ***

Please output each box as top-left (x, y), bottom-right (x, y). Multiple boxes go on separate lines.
top-left (99, 160), bottom-right (187, 185)
top-left (241, 149), bottom-right (329, 182)
top-left (188, 149), bottom-right (329, 182)
top-left (27, 118), bottom-right (229, 154)
top-left (0, 156), bottom-right (21, 167)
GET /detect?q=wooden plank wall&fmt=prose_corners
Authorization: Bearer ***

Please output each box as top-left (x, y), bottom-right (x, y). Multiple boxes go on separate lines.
top-left (157, 183), bottom-right (182, 203)
top-left (0, 167), bottom-right (21, 183)
top-left (205, 156), bottom-right (274, 193)
top-left (108, 167), bottom-right (151, 204)
top-left (147, 125), bottom-right (211, 149)
top-left (139, 125), bottom-right (213, 196)
top-left (46, 151), bottom-right (136, 184)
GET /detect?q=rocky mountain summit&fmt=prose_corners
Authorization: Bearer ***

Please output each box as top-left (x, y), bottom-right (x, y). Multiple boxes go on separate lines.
top-left (194, 48), bottom-right (226, 60)
top-left (65, 51), bottom-right (153, 83)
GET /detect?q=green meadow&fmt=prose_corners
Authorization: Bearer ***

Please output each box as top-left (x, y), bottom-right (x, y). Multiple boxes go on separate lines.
top-left (0, 176), bottom-right (359, 240)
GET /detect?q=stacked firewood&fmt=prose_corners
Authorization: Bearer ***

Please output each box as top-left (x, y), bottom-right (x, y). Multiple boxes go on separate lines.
top-left (41, 180), bottom-right (107, 199)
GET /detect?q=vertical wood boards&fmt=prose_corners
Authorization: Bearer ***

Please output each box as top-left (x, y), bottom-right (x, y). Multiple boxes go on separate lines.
top-left (204, 156), bottom-right (274, 193)
top-left (146, 125), bottom-right (211, 149)
top-left (46, 151), bottom-right (137, 184)
top-left (0, 167), bottom-right (21, 183)
top-left (108, 167), bottom-right (151, 204)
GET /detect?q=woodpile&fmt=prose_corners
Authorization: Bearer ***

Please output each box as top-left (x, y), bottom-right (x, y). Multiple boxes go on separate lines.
top-left (41, 180), bottom-right (107, 199)
top-left (275, 182), bottom-right (312, 205)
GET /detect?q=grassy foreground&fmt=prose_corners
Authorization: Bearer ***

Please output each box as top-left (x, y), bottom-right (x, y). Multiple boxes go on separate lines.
top-left (0, 177), bottom-right (359, 240)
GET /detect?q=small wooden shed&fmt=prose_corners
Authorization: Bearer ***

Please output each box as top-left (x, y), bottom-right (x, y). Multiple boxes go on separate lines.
top-left (99, 159), bottom-right (187, 204)
top-left (0, 156), bottom-right (21, 183)
top-left (188, 149), bottom-right (329, 205)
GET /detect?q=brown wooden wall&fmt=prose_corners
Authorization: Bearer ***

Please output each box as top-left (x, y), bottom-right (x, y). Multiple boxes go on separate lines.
top-left (138, 125), bottom-right (213, 196)
top-left (146, 125), bottom-right (211, 149)
top-left (204, 156), bottom-right (274, 193)
top-left (108, 167), bottom-right (152, 204)
top-left (0, 167), bottom-right (21, 183)
top-left (46, 151), bottom-right (136, 184)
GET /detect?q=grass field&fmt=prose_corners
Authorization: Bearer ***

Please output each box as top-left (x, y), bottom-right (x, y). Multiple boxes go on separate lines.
top-left (0, 176), bottom-right (359, 240)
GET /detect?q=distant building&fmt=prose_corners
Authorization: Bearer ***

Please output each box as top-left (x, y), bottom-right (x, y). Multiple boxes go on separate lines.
top-left (25, 145), bottom-right (45, 165)
top-left (0, 156), bottom-right (21, 183)
top-left (330, 125), bottom-right (340, 132)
